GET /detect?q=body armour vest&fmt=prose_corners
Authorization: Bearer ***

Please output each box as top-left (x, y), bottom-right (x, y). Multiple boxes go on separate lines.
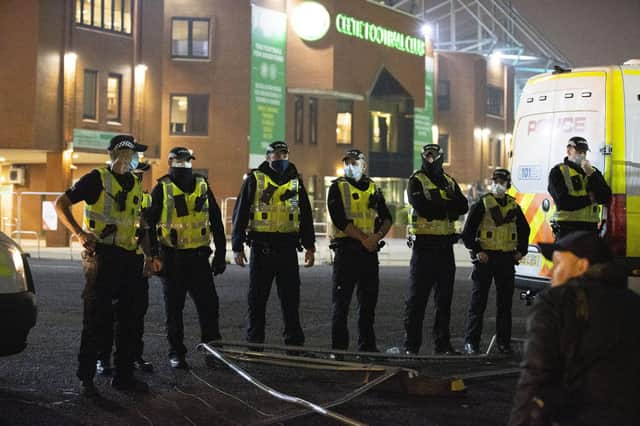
top-left (329, 178), bottom-right (377, 240)
top-left (408, 171), bottom-right (456, 236)
top-left (249, 170), bottom-right (301, 233)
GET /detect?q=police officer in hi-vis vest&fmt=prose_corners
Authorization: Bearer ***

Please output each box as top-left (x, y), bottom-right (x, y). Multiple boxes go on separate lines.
top-left (548, 136), bottom-right (611, 240)
top-left (96, 162), bottom-right (155, 376)
top-left (461, 168), bottom-right (530, 355)
top-left (232, 141), bottom-right (316, 348)
top-left (327, 149), bottom-right (392, 353)
top-left (55, 134), bottom-right (160, 397)
top-left (404, 144), bottom-right (468, 355)
top-left (146, 147), bottom-right (227, 370)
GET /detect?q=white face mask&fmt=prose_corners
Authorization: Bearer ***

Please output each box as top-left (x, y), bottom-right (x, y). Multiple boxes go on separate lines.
top-left (110, 150), bottom-right (135, 174)
top-left (344, 164), bottom-right (363, 181)
top-left (492, 182), bottom-right (507, 196)
top-left (170, 160), bottom-right (193, 169)
top-left (571, 153), bottom-right (586, 166)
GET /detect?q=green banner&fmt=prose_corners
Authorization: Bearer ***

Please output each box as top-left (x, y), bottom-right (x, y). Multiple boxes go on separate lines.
top-left (249, 5), bottom-right (287, 168)
top-left (73, 128), bottom-right (120, 150)
top-left (413, 56), bottom-right (435, 170)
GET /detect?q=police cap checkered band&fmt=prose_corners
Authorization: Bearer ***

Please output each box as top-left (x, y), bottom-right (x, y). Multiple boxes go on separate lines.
top-left (492, 168), bottom-right (511, 181)
top-left (343, 149), bottom-right (365, 161)
top-left (266, 141), bottom-right (289, 154)
top-left (422, 144), bottom-right (443, 156)
top-left (168, 147), bottom-right (195, 161)
top-left (108, 134), bottom-right (147, 152)
top-left (567, 136), bottom-right (589, 151)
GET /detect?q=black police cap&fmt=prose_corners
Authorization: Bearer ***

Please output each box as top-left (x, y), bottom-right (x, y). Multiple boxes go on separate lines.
top-left (538, 231), bottom-right (612, 265)
top-left (567, 136), bottom-right (590, 152)
top-left (266, 141), bottom-right (289, 154)
top-left (108, 134), bottom-right (147, 152)
top-left (343, 149), bottom-right (365, 161)
top-left (492, 168), bottom-right (511, 182)
top-left (168, 147), bottom-right (195, 161)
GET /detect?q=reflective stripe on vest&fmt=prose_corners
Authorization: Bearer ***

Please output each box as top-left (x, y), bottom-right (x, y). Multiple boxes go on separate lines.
top-left (408, 172), bottom-right (456, 236)
top-left (329, 178), bottom-right (377, 240)
top-left (553, 165), bottom-right (600, 223)
top-left (158, 177), bottom-right (211, 249)
top-left (83, 167), bottom-right (142, 251)
top-left (249, 171), bottom-right (301, 233)
top-left (477, 194), bottom-right (518, 251)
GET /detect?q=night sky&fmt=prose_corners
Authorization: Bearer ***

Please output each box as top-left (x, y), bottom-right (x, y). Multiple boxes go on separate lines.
top-left (512, 0), bottom-right (640, 67)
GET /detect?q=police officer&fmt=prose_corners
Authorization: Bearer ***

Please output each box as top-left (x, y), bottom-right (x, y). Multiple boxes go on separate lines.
top-left (96, 162), bottom-right (155, 375)
top-left (146, 147), bottom-right (226, 369)
top-left (232, 141), bottom-right (315, 348)
top-left (404, 144), bottom-right (468, 355)
top-left (55, 134), bottom-right (154, 396)
top-left (327, 149), bottom-right (392, 353)
top-left (548, 136), bottom-right (611, 240)
top-left (461, 168), bottom-right (530, 355)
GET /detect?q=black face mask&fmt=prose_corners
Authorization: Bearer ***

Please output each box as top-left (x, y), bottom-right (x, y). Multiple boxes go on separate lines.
top-left (170, 167), bottom-right (193, 183)
top-left (422, 157), bottom-right (444, 176)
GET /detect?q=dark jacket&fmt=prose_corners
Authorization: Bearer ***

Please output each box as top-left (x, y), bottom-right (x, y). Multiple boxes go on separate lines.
top-left (510, 263), bottom-right (640, 425)
top-left (408, 169), bottom-right (468, 247)
top-left (461, 193), bottom-right (530, 257)
top-left (231, 161), bottom-right (315, 252)
top-left (327, 176), bottom-right (392, 244)
top-left (547, 157), bottom-right (611, 212)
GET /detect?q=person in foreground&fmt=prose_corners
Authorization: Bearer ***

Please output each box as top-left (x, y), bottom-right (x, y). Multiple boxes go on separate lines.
top-left (509, 231), bottom-right (640, 425)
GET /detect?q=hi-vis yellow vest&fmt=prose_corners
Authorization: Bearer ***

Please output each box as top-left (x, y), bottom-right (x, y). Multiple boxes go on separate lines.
top-left (249, 170), bottom-right (300, 233)
top-left (158, 176), bottom-right (212, 249)
top-left (478, 194), bottom-right (518, 252)
top-left (83, 167), bottom-right (142, 251)
top-left (408, 171), bottom-right (456, 236)
top-left (553, 164), bottom-right (600, 223)
top-left (329, 178), bottom-right (377, 240)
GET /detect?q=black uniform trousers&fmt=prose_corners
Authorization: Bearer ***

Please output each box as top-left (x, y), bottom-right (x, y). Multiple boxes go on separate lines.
top-left (404, 243), bottom-right (456, 353)
top-left (97, 254), bottom-right (148, 363)
top-left (554, 221), bottom-right (598, 240)
top-left (160, 246), bottom-right (221, 358)
top-left (464, 252), bottom-right (515, 348)
top-left (331, 242), bottom-right (380, 352)
top-left (247, 245), bottom-right (304, 346)
top-left (77, 244), bottom-right (143, 381)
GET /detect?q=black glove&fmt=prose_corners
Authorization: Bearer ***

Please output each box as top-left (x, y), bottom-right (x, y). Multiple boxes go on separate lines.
top-left (211, 255), bottom-right (226, 276)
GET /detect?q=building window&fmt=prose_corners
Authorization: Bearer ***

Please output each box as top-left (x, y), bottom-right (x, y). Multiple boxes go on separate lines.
top-left (336, 100), bottom-right (353, 145)
top-left (370, 111), bottom-right (392, 152)
top-left (309, 97), bottom-right (318, 145)
top-left (437, 80), bottom-right (450, 111)
top-left (106, 73), bottom-right (122, 122)
top-left (438, 133), bottom-right (450, 164)
top-left (75, 0), bottom-right (133, 35)
top-left (83, 70), bottom-right (98, 120)
top-left (171, 18), bottom-right (210, 59)
top-left (294, 96), bottom-right (304, 144)
top-left (170, 94), bottom-right (209, 135)
top-left (489, 138), bottom-right (503, 167)
top-left (487, 86), bottom-right (504, 117)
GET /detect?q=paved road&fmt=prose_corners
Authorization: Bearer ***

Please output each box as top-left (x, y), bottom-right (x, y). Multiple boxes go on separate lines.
top-left (0, 257), bottom-right (532, 425)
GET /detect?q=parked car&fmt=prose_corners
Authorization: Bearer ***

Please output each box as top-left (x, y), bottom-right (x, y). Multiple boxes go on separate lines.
top-left (0, 231), bottom-right (36, 356)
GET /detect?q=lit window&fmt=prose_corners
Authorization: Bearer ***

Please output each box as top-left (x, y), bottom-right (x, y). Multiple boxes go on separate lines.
top-left (336, 100), bottom-right (353, 145)
top-left (172, 18), bottom-right (210, 59)
top-left (107, 74), bottom-right (122, 122)
top-left (75, 0), bottom-right (132, 35)
top-left (170, 94), bottom-right (209, 135)
top-left (83, 70), bottom-right (98, 120)
top-left (370, 111), bottom-right (392, 152)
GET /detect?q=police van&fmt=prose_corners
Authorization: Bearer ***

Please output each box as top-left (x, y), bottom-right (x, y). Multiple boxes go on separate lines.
top-left (510, 60), bottom-right (640, 292)
top-left (0, 231), bottom-right (36, 356)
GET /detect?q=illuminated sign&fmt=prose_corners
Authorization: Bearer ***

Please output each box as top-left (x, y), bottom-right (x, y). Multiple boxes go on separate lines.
top-left (335, 13), bottom-right (425, 56)
top-left (291, 1), bottom-right (331, 41)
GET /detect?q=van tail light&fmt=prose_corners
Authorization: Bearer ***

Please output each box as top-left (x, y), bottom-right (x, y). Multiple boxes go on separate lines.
top-left (604, 195), bottom-right (626, 257)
